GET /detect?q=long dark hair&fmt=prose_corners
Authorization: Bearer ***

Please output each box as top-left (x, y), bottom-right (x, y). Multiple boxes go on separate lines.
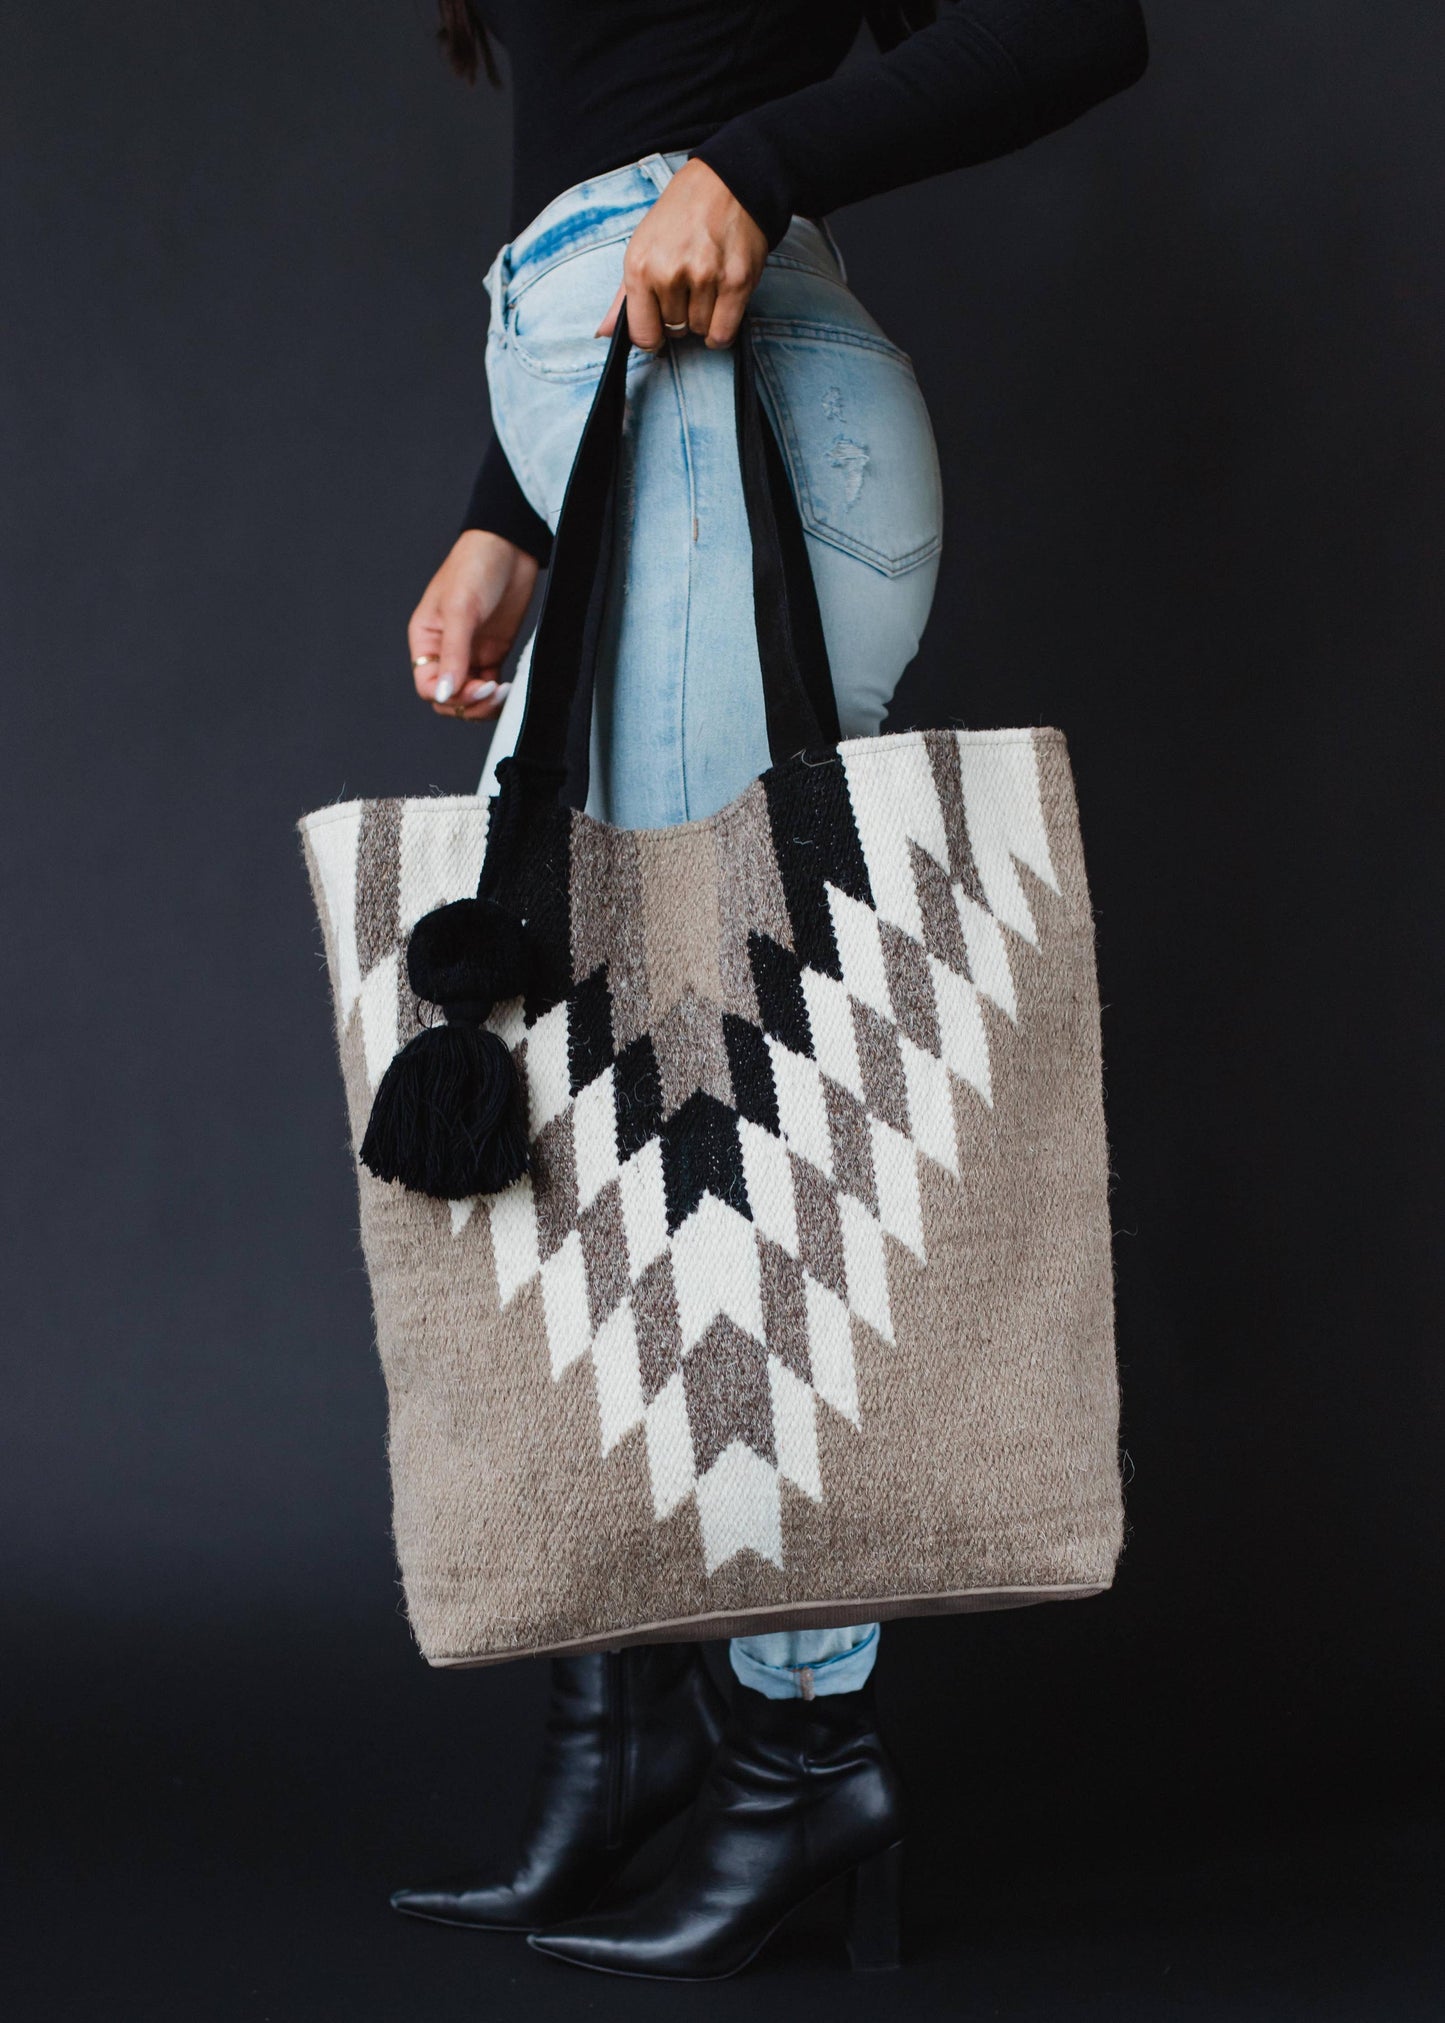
top-left (434, 2), bottom-right (938, 86)
top-left (437, 0), bottom-right (498, 85)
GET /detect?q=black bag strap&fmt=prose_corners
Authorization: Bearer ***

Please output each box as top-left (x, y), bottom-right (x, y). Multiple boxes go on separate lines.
top-left (510, 301), bottom-right (842, 809)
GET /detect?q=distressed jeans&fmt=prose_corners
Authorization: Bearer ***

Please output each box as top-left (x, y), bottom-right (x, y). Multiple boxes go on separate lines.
top-left (478, 152), bottom-right (943, 1696)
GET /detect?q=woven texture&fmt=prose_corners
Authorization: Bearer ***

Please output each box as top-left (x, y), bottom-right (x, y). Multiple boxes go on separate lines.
top-left (301, 726), bottom-right (1122, 1665)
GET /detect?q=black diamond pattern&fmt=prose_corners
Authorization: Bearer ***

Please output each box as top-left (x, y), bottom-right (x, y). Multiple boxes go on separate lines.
top-left (749, 932), bottom-right (812, 1057)
top-left (723, 1013), bottom-right (779, 1132)
top-left (660, 1091), bottom-right (752, 1234)
top-left (567, 964), bottom-right (614, 1094)
top-left (613, 1031), bottom-right (665, 1162)
top-left (762, 753), bottom-right (873, 978)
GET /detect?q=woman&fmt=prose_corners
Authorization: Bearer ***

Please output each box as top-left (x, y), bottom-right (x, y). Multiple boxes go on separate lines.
top-left (393, 0), bottom-right (1148, 1980)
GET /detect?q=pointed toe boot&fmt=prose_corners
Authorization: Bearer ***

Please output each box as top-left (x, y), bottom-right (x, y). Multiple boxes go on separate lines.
top-left (390, 1643), bottom-right (727, 1932)
top-left (528, 1679), bottom-right (904, 1979)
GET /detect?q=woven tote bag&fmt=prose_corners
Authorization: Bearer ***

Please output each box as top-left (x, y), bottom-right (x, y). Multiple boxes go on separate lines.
top-left (301, 309), bottom-right (1123, 1667)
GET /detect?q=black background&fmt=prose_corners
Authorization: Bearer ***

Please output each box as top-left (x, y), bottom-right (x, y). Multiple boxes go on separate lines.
top-left (5, 3), bottom-right (1443, 2015)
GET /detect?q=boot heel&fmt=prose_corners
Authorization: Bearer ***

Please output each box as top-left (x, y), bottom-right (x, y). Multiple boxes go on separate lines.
top-left (844, 1839), bottom-right (903, 1971)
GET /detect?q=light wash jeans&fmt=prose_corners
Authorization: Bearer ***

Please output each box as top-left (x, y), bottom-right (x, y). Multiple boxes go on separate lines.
top-left (478, 152), bottom-right (943, 1697)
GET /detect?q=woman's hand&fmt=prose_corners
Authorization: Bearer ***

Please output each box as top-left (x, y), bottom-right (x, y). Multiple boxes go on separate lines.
top-left (408, 530), bottom-right (539, 721)
top-left (596, 159), bottom-right (768, 353)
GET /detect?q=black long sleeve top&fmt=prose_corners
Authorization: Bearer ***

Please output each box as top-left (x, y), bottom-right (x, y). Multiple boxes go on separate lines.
top-left (462, 0), bottom-right (1148, 562)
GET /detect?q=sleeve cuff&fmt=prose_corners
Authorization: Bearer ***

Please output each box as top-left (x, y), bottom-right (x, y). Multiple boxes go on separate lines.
top-left (691, 130), bottom-right (797, 250)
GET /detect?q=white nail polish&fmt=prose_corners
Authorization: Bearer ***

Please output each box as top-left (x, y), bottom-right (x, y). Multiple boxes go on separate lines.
top-left (469, 680), bottom-right (497, 699)
top-left (434, 676), bottom-right (454, 703)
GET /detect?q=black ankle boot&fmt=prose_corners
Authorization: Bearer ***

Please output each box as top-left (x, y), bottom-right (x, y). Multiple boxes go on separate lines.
top-left (390, 1643), bottom-right (727, 1932)
top-left (527, 1679), bottom-right (904, 1980)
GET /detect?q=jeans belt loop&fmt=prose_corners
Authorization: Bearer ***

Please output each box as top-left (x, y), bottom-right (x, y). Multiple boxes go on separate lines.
top-left (638, 151), bottom-right (678, 195)
top-left (484, 242), bottom-right (511, 323)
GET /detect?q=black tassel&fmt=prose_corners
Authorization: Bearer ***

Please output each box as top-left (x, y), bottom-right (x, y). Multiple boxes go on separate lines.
top-left (406, 897), bottom-right (528, 1008)
top-left (360, 1023), bottom-right (529, 1200)
top-left (360, 894), bottom-right (533, 1199)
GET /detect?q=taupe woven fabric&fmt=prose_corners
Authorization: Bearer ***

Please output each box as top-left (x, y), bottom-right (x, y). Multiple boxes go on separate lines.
top-left (301, 725), bottom-right (1122, 1665)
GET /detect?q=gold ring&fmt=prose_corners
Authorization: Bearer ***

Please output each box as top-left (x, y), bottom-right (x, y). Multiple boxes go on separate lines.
top-left (412, 653), bottom-right (438, 669)
top-left (452, 704), bottom-right (468, 718)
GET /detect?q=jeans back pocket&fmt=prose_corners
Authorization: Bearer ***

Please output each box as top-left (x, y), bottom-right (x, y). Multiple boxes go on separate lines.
top-left (750, 320), bottom-right (943, 578)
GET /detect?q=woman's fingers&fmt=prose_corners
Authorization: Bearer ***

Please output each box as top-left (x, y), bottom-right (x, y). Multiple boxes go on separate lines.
top-left (598, 272), bottom-right (719, 349)
top-left (598, 278), bottom-right (704, 350)
top-left (595, 276), bottom-right (670, 351)
top-left (430, 603), bottom-right (510, 719)
top-left (623, 273), bottom-right (666, 353)
top-left (650, 270), bottom-right (700, 339)
top-left (602, 159), bottom-right (768, 356)
top-left (408, 611), bottom-right (447, 703)
top-left (434, 595), bottom-right (480, 705)
top-left (408, 531), bottom-right (538, 726)
top-left (410, 646), bottom-right (443, 702)
top-left (432, 677), bottom-right (510, 722)
top-left (685, 277), bottom-right (718, 338)
top-left (594, 281), bottom-right (625, 338)
top-left (706, 266), bottom-right (752, 349)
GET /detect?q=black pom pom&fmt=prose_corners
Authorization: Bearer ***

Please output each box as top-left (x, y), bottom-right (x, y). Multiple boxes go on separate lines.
top-left (360, 1023), bottom-right (530, 1199)
top-left (406, 898), bottom-right (528, 1015)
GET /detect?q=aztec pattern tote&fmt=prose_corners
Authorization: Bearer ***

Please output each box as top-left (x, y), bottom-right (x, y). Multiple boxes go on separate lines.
top-left (301, 309), bottom-right (1123, 1666)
